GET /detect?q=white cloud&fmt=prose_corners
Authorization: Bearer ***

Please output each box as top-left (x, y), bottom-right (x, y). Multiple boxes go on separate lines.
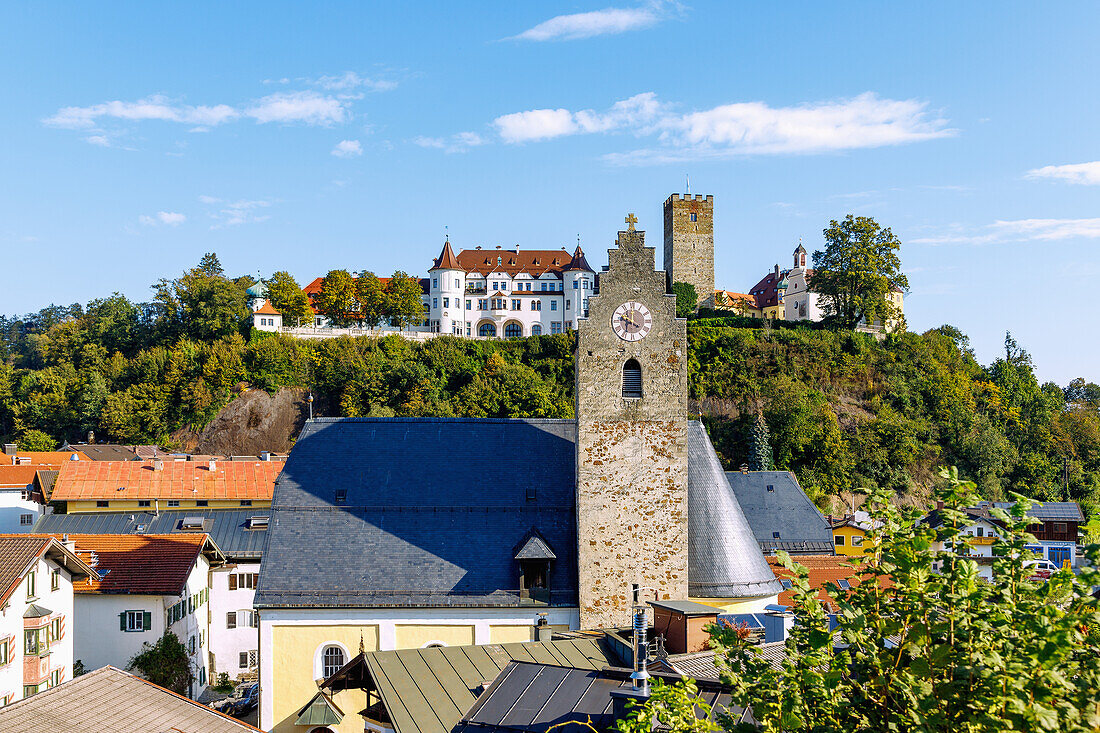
top-left (140, 211), bottom-right (187, 226)
top-left (314, 71), bottom-right (397, 93)
top-left (84, 135), bottom-right (110, 147)
top-left (245, 91), bottom-right (347, 125)
top-left (200, 198), bottom-right (272, 228)
top-left (44, 95), bottom-right (238, 129)
top-left (198, 194), bottom-right (220, 204)
top-left (490, 91), bottom-right (950, 160)
top-left (1026, 161), bottom-right (1100, 185)
top-left (912, 218), bottom-right (1100, 245)
top-left (511, 3), bottom-right (663, 41)
top-left (331, 139), bottom-right (363, 157)
top-left (415, 131), bottom-right (487, 153)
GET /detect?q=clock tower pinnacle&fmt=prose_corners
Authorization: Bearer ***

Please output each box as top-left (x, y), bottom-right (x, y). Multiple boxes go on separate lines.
top-left (574, 216), bottom-right (689, 629)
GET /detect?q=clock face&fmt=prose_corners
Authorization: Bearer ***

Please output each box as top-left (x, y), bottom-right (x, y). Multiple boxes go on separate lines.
top-left (612, 301), bottom-right (653, 341)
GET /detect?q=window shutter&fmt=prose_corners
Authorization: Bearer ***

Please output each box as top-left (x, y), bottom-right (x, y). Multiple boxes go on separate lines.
top-left (119, 612), bottom-right (126, 631)
top-left (142, 611), bottom-right (151, 630)
top-left (227, 612), bottom-right (236, 629)
top-left (228, 574), bottom-right (237, 591)
top-left (622, 360), bottom-right (643, 399)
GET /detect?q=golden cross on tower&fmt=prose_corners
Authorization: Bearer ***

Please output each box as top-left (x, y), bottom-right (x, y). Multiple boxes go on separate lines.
top-left (625, 213), bottom-right (638, 231)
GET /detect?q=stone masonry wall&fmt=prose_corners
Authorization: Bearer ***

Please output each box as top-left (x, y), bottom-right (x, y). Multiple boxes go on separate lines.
top-left (575, 225), bottom-right (688, 630)
top-left (663, 194), bottom-right (715, 310)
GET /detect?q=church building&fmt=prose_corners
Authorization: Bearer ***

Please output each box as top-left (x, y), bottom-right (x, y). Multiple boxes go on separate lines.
top-left (254, 214), bottom-right (780, 733)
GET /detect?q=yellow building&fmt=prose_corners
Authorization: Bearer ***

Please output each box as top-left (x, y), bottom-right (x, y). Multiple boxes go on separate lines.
top-left (49, 458), bottom-right (280, 513)
top-left (829, 512), bottom-right (878, 556)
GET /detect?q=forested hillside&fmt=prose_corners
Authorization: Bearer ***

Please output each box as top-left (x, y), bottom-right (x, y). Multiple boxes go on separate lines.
top-left (2, 257), bottom-right (1097, 515)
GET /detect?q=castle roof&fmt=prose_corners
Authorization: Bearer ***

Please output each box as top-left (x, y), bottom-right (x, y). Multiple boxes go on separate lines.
top-left (254, 299), bottom-right (281, 315)
top-left (563, 245), bottom-right (593, 272)
top-left (254, 418), bottom-right (780, 610)
top-left (430, 239), bottom-right (462, 271)
top-left (452, 247), bottom-right (592, 277)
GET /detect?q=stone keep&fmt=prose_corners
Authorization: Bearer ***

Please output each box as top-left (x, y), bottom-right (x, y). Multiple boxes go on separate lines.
top-left (575, 220), bottom-right (689, 630)
top-left (663, 194), bottom-right (715, 309)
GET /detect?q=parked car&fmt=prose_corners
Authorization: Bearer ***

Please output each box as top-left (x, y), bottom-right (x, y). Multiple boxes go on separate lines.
top-left (226, 683), bottom-right (259, 717)
top-left (1024, 558), bottom-right (1059, 580)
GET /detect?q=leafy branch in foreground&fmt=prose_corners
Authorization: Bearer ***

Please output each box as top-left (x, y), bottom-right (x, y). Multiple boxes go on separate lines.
top-left (618, 467), bottom-right (1100, 733)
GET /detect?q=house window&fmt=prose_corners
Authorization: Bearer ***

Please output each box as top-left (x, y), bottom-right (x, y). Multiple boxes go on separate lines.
top-left (196, 500), bottom-right (208, 507)
top-left (465, 300), bottom-right (471, 310)
top-left (835, 535), bottom-right (845, 546)
top-left (432, 298), bottom-right (438, 308)
top-left (23, 685), bottom-right (38, 698)
top-left (25, 628), bottom-right (47, 656)
top-left (123, 610), bottom-right (148, 632)
top-left (1054, 522), bottom-right (1068, 534)
top-left (189, 635), bottom-right (196, 654)
top-left (622, 359), bottom-right (642, 399)
top-left (519, 559), bottom-right (550, 599)
top-left (504, 323), bottom-right (523, 339)
top-left (566, 300), bottom-right (570, 309)
top-left (690, 212), bottom-right (697, 222)
top-left (443, 297), bottom-right (449, 307)
top-left (976, 526), bottom-right (984, 537)
top-left (167, 500), bottom-right (180, 507)
top-left (0, 638), bottom-right (8, 665)
top-left (20, 514), bottom-right (33, 526)
top-left (50, 670), bottom-right (60, 688)
top-left (334, 489), bottom-right (347, 504)
top-left (454, 278), bottom-right (460, 288)
top-left (138, 500), bottom-right (151, 507)
top-left (432, 278), bottom-right (438, 288)
top-left (531, 324), bottom-right (542, 336)
top-left (26, 571), bottom-right (36, 599)
top-left (229, 573), bottom-right (258, 591)
top-left (837, 579), bottom-right (852, 590)
top-left (573, 281), bottom-right (578, 289)
top-left (540, 283), bottom-right (547, 291)
top-left (551, 322), bottom-right (562, 334)
top-left (550, 301), bottom-right (557, 311)
top-left (227, 612), bottom-right (236, 629)
top-left (239, 651), bottom-right (250, 668)
top-left (241, 500), bottom-right (252, 507)
top-left (479, 323), bottom-right (497, 337)
top-left (526, 283), bottom-right (532, 291)
top-left (52, 617), bottom-right (61, 641)
top-left (511, 299), bottom-right (521, 310)
top-left (96, 501), bottom-right (109, 508)
top-left (852, 535), bottom-right (864, 546)
top-left (322, 645), bottom-right (346, 678)
top-left (51, 569), bottom-right (60, 591)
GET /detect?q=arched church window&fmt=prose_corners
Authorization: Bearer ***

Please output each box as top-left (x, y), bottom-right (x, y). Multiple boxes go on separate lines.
top-left (531, 324), bottom-right (542, 336)
top-left (322, 645), bottom-right (345, 678)
top-left (622, 359), bottom-right (642, 399)
top-left (504, 323), bottom-right (523, 338)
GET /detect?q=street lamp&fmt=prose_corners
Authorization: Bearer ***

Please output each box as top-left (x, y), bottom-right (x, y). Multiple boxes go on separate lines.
top-left (307, 393), bottom-right (314, 421)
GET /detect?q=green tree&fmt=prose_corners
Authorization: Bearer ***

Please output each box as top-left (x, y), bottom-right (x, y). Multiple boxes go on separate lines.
top-left (810, 215), bottom-right (909, 329)
top-left (152, 253), bottom-right (249, 341)
top-left (672, 281), bottom-right (698, 318)
top-left (747, 412), bottom-right (773, 471)
top-left (128, 632), bottom-right (194, 695)
top-left (314, 270), bottom-right (360, 327)
top-left (356, 271), bottom-right (387, 328)
top-left (618, 468), bottom-right (1100, 733)
top-left (385, 271), bottom-right (426, 330)
top-left (264, 271), bottom-right (312, 328)
top-left (17, 429), bottom-right (56, 451)
top-left (82, 293), bottom-right (145, 355)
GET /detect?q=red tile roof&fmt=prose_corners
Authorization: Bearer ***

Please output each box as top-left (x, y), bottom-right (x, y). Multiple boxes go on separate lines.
top-left (4, 451), bottom-right (88, 465)
top-left (452, 247), bottom-right (590, 277)
top-left (767, 554), bottom-right (884, 611)
top-left (0, 535), bottom-right (97, 605)
top-left (51, 460), bottom-right (282, 502)
top-left (254, 299), bottom-right (281, 315)
top-left (0, 465), bottom-right (48, 488)
top-left (52, 534), bottom-right (215, 595)
top-left (431, 240), bottom-right (462, 270)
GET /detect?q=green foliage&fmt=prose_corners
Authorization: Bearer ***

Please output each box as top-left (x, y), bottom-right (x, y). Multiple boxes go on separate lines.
top-left (672, 281), bottom-right (699, 318)
top-left (811, 215), bottom-right (908, 329)
top-left (128, 632), bottom-right (194, 695)
top-left (355, 271), bottom-right (386, 328)
top-left (152, 253), bottom-right (250, 342)
top-left (17, 428), bottom-right (56, 451)
top-left (314, 269), bottom-right (359, 327)
top-left (385, 271), bottom-right (426, 329)
top-left (265, 271), bottom-right (312, 327)
top-left (618, 468), bottom-right (1100, 733)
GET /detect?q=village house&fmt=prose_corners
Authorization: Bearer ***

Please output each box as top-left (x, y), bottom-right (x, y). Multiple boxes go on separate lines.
top-left (35, 508), bottom-right (267, 683)
top-left (828, 511), bottom-right (880, 556)
top-left (725, 468), bottom-right (835, 555)
top-left (52, 533), bottom-right (222, 699)
top-left (0, 535), bottom-right (95, 706)
top-left (48, 458), bottom-right (282, 514)
top-left (0, 665), bottom-right (262, 732)
top-left (253, 216), bottom-right (782, 732)
top-left (0, 467), bottom-right (54, 533)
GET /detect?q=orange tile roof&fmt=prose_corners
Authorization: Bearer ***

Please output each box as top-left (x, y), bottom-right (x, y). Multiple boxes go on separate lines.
top-left (767, 554), bottom-right (884, 611)
top-left (0, 464), bottom-right (52, 488)
top-left (0, 535), bottom-right (98, 605)
top-left (51, 460), bottom-right (282, 502)
top-left (453, 247), bottom-right (586, 277)
top-left (5, 451), bottom-right (88, 465)
top-left (254, 299), bottom-right (281, 315)
top-left (51, 534), bottom-right (214, 595)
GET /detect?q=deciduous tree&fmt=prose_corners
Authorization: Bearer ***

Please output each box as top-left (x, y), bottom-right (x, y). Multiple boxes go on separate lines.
top-left (811, 215), bottom-right (908, 329)
top-left (385, 271), bottom-right (425, 330)
top-left (264, 271), bottom-right (312, 328)
top-left (313, 270), bottom-right (360, 327)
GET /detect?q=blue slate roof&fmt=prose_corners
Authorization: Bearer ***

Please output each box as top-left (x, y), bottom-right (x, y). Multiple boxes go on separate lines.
top-left (724, 470), bottom-right (833, 554)
top-left (33, 510), bottom-right (269, 560)
top-left (255, 418), bottom-right (781, 609)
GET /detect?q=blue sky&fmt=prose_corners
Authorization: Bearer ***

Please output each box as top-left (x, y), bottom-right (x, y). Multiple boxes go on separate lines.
top-left (2, 2), bottom-right (1098, 383)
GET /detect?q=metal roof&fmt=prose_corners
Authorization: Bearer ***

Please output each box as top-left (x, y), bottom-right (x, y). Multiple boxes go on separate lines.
top-left (979, 501), bottom-right (1085, 522)
top-left (0, 665), bottom-right (261, 732)
top-left (453, 661), bottom-right (743, 733)
top-left (648, 599), bottom-right (722, 616)
top-left (256, 418), bottom-right (780, 608)
top-left (33, 509), bottom-right (268, 561)
top-left (357, 638), bottom-right (617, 733)
top-left (294, 691), bottom-right (343, 726)
top-left (724, 470), bottom-right (833, 551)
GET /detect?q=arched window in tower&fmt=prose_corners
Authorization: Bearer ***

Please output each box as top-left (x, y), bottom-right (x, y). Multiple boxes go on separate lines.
top-left (622, 359), bottom-right (642, 399)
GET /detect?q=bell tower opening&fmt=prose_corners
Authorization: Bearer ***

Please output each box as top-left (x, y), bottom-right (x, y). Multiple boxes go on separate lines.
top-left (622, 359), bottom-right (642, 399)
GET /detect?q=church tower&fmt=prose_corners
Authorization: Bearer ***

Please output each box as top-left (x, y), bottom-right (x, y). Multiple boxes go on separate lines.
top-left (575, 214), bottom-right (689, 630)
top-left (663, 193), bottom-right (715, 310)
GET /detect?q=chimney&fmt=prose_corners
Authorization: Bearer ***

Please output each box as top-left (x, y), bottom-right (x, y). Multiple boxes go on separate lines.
top-left (87, 430), bottom-right (95, 444)
top-left (535, 613), bottom-right (552, 642)
top-left (153, 459), bottom-right (164, 471)
top-left (936, 500), bottom-right (945, 511)
top-left (260, 451), bottom-right (271, 462)
top-left (208, 459), bottom-right (217, 471)
top-left (649, 600), bottom-right (719, 655)
top-left (740, 463), bottom-right (749, 474)
top-left (2, 443), bottom-right (16, 456)
top-left (62, 534), bottom-right (75, 553)
top-left (773, 264), bottom-right (780, 278)
top-left (764, 605), bottom-right (794, 643)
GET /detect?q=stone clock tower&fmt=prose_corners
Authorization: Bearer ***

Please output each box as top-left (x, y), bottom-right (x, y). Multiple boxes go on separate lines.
top-left (575, 214), bottom-right (689, 630)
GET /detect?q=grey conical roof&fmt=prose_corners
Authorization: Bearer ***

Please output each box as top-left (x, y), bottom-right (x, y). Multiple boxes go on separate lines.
top-left (687, 421), bottom-right (783, 599)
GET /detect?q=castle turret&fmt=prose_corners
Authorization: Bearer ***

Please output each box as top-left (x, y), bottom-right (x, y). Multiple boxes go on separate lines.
top-left (793, 243), bottom-right (807, 270)
top-left (429, 238), bottom-right (465, 335)
top-left (663, 194), bottom-right (714, 310)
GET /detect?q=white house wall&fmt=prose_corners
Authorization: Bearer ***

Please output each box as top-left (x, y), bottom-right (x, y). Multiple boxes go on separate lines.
top-left (209, 562), bottom-right (260, 681)
top-left (72, 594), bottom-right (166, 674)
top-left (0, 489), bottom-right (43, 533)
